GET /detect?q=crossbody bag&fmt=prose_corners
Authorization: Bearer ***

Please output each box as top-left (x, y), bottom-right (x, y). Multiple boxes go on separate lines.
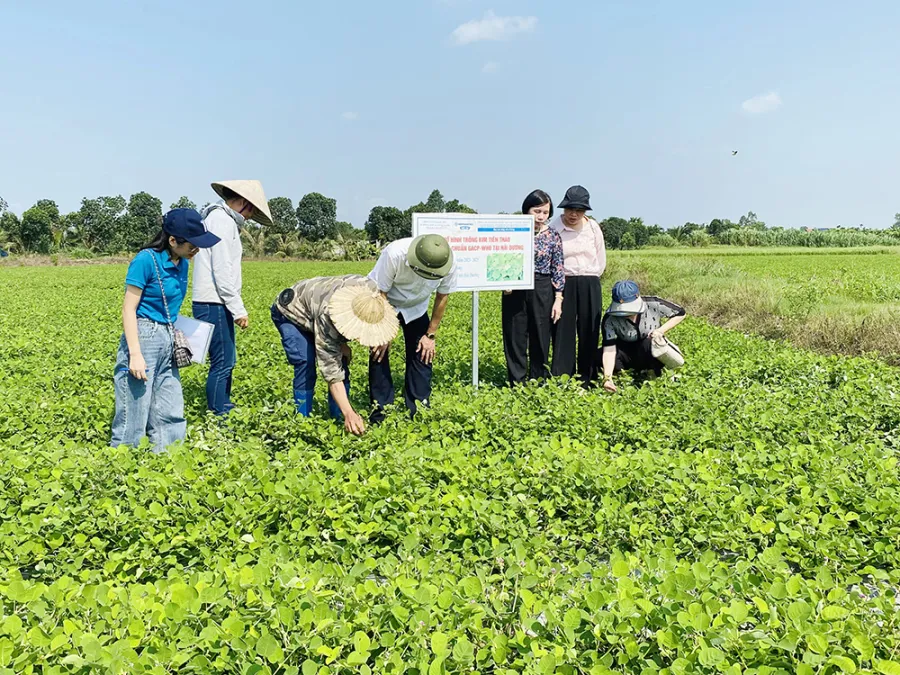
top-left (148, 251), bottom-right (194, 368)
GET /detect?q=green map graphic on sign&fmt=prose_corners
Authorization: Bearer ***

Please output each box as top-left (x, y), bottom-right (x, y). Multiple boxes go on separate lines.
top-left (486, 253), bottom-right (525, 282)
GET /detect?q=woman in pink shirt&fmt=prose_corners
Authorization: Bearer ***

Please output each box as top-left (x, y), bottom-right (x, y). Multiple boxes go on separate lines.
top-left (549, 185), bottom-right (607, 385)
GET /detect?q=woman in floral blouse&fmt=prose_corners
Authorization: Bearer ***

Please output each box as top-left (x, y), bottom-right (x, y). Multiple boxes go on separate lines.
top-left (501, 189), bottom-right (565, 384)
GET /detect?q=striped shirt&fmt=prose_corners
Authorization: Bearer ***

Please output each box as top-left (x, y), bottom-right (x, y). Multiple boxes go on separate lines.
top-left (273, 275), bottom-right (380, 384)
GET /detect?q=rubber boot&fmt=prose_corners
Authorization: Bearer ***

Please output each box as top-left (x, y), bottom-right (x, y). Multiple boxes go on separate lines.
top-left (293, 389), bottom-right (314, 417)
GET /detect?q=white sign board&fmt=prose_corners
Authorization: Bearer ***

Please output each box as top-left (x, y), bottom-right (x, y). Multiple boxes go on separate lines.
top-left (412, 213), bottom-right (535, 292)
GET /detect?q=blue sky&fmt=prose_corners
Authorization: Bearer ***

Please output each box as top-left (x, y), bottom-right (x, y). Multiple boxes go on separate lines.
top-left (2, 0), bottom-right (898, 229)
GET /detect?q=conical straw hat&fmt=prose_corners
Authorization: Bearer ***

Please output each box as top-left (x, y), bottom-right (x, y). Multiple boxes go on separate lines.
top-left (328, 285), bottom-right (400, 347)
top-left (211, 180), bottom-right (274, 226)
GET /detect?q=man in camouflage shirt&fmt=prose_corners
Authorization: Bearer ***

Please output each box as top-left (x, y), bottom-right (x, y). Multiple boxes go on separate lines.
top-left (270, 274), bottom-right (396, 435)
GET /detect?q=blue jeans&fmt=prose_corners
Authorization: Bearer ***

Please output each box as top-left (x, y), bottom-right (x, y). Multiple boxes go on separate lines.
top-left (192, 302), bottom-right (237, 415)
top-left (110, 319), bottom-right (186, 453)
top-left (270, 304), bottom-right (349, 419)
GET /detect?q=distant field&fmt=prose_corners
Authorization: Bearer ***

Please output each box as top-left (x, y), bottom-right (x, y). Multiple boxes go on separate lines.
top-left (608, 247), bottom-right (900, 362)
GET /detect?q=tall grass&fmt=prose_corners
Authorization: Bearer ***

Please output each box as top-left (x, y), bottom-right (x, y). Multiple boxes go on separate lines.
top-left (606, 250), bottom-right (900, 364)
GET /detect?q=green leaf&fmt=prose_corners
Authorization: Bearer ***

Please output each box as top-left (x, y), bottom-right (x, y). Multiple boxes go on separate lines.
top-left (563, 608), bottom-right (582, 630)
top-left (787, 600), bottom-right (811, 623)
top-left (0, 639), bottom-right (13, 667)
top-left (347, 651), bottom-right (368, 666)
top-left (170, 583), bottom-right (198, 607)
top-left (699, 647), bottom-right (725, 667)
top-left (302, 660), bottom-right (319, 675)
top-left (431, 632), bottom-right (450, 656)
top-left (256, 632), bottom-right (284, 664)
top-left (807, 632), bottom-right (829, 654)
top-left (727, 600), bottom-right (749, 623)
top-left (353, 632), bottom-right (371, 654)
top-left (49, 633), bottom-right (69, 651)
top-left (875, 661), bottom-right (900, 675)
top-left (452, 637), bottom-right (474, 665)
top-left (752, 596), bottom-right (769, 614)
top-left (612, 560), bottom-right (630, 578)
top-left (829, 656), bottom-right (858, 674)
top-left (538, 654), bottom-right (557, 675)
top-left (460, 577), bottom-right (482, 598)
top-left (821, 605), bottom-right (849, 621)
top-left (851, 633), bottom-right (874, 661)
top-left (223, 615), bottom-right (244, 637)
top-left (1, 616), bottom-right (22, 638)
top-left (491, 635), bottom-right (509, 663)
top-left (437, 589), bottom-right (454, 609)
top-left (691, 562), bottom-right (710, 583)
top-left (657, 629), bottom-right (677, 650)
top-left (586, 591), bottom-right (604, 611)
top-left (391, 604), bottom-right (410, 622)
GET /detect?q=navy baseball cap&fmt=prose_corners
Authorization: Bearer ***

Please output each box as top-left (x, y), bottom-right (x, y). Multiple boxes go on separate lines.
top-left (163, 208), bottom-right (220, 248)
top-left (608, 280), bottom-right (645, 315)
top-left (612, 280), bottom-right (640, 303)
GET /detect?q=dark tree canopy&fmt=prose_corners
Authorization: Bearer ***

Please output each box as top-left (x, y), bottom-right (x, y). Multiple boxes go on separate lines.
top-left (170, 196), bottom-right (197, 211)
top-left (365, 206), bottom-right (408, 243)
top-left (267, 197), bottom-right (298, 237)
top-left (296, 193), bottom-right (338, 241)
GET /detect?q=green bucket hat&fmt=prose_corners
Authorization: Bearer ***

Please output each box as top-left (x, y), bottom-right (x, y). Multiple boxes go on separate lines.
top-left (407, 234), bottom-right (454, 280)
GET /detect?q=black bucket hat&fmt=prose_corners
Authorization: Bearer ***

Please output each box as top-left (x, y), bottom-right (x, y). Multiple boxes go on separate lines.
top-left (558, 185), bottom-right (592, 211)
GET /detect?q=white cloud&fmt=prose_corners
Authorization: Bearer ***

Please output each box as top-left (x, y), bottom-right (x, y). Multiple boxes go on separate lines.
top-left (341, 111), bottom-right (359, 121)
top-left (741, 91), bottom-right (782, 115)
top-left (481, 61), bottom-right (499, 74)
top-left (452, 11), bottom-right (537, 45)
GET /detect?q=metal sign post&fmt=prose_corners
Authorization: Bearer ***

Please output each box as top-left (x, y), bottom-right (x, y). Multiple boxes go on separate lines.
top-left (472, 291), bottom-right (479, 389)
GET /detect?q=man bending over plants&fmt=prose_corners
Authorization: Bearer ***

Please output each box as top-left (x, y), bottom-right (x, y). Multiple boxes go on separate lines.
top-left (367, 234), bottom-right (458, 423)
top-left (271, 275), bottom-right (399, 436)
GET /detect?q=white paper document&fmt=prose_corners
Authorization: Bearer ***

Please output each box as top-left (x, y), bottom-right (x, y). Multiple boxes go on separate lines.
top-left (175, 315), bottom-right (215, 365)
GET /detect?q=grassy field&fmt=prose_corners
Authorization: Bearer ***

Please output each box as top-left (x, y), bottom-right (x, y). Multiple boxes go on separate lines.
top-left (2, 260), bottom-right (900, 674)
top-left (607, 247), bottom-right (900, 363)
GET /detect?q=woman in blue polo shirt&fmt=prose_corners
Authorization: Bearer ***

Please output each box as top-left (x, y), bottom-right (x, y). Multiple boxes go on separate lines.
top-left (110, 209), bottom-right (220, 452)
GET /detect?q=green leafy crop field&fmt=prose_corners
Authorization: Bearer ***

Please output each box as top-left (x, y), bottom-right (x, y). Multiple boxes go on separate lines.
top-left (1, 261), bottom-right (900, 675)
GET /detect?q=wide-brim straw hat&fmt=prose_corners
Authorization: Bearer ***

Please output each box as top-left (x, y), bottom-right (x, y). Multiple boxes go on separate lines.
top-left (211, 180), bottom-right (274, 226)
top-left (328, 285), bottom-right (400, 347)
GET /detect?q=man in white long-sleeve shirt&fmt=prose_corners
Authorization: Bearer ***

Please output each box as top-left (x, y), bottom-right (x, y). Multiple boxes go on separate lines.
top-left (192, 180), bottom-right (273, 415)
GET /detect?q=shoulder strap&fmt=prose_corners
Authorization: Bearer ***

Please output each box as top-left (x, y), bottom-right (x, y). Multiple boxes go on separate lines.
top-left (147, 251), bottom-right (175, 326)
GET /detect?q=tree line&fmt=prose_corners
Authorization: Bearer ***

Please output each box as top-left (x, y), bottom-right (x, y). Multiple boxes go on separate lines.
top-left (0, 189), bottom-right (475, 260)
top-left (2, 190), bottom-right (900, 258)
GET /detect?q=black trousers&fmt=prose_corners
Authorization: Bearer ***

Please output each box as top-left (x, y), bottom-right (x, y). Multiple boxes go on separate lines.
top-left (613, 337), bottom-right (664, 376)
top-left (369, 312), bottom-right (432, 423)
top-left (501, 274), bottom-right (554, 384)
top-left (551, 275), bottom-right (602, 384)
